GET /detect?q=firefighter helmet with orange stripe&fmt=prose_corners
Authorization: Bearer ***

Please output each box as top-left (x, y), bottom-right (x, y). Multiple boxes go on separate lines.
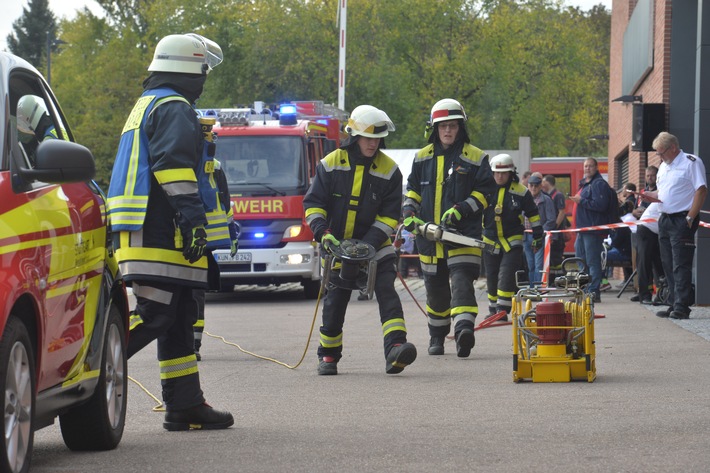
top-left (490, 154), bottom-right (516, 172)
top-left (345, 105), bottom-right (395, 138)
top-left (429, 98), bottom-right (467, 125)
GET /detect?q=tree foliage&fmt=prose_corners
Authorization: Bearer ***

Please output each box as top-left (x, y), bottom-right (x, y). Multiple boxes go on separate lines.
top-left (34, 0), bottom-right (610, 186)
top-left (6, 0), bottom-right (57, 69)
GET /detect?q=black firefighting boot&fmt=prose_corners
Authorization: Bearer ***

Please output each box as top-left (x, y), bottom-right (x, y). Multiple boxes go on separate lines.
top-left (494, 306), bottom-right (509, 322)
top-left (455, 329), bottom-right (475, 358)
top-left (318, 356), bottom-right (338, 375)
top-left (385, 342), bottom-right (417, 374)
top-left (163, 403), bottom-right (234, 431)
top-left (427, 336), bottom-right (445, 356)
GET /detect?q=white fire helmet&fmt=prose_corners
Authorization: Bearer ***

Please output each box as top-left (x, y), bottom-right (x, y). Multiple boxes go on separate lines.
top-left (430, 98), bottom-right (467, 125)
top-left (17, 95), bottom-right (48, 135)
top-left (149, 33), bottom-right (223, 75)
top-left (345, 105), bottom-right (395, 138)
top-left (490, 154), bottom-right (516, 172)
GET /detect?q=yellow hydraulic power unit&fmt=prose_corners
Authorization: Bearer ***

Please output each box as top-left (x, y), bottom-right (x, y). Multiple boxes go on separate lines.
top-left (512, 258), bottom-right (597, 383)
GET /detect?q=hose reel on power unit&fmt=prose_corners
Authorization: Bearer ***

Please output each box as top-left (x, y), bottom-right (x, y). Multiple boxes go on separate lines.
top-left (321, 239), bottom-right (378, 299)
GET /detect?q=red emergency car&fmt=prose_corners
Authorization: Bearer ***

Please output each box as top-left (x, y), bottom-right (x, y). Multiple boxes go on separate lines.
top-left (0, 52), bottom-right (129, 473)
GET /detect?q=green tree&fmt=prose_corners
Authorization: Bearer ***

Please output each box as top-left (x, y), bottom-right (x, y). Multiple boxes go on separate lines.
top-left (6, 0), bottom-right (57, 69)
top-left (49, 0), bottom-right (611, 185)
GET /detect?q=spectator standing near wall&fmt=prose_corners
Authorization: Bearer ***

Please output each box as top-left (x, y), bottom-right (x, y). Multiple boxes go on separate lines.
top-left (523, 174), bottom-right (556, 286)
top-left (644, 132), bottom-right (707, 320)
top-left (568, 158), bottom-right (613, 303)
top-left (541, 174), bottom-right (568, 268)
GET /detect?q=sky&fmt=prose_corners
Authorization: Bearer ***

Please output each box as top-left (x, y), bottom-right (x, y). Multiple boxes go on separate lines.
top-left (1, 0), bottom-right (612, 53)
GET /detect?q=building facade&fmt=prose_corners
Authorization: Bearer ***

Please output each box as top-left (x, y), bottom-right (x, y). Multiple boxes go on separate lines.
top-left (609, 0), bottom-right (710, 304)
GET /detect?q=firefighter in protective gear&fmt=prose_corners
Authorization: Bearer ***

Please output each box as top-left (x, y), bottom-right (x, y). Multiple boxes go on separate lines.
top-left (193, 158), bottom-right (240, 360)
top-left (107, 33), bottom-right (233, 431)
top-left (402, 98), bottom-right (496, 357)
top-left (16, 94), bottom-right (60, 164)
top-left (304, 104), bottom-right (417, 376)
top-left (482, 154), bottom-right (542, 321)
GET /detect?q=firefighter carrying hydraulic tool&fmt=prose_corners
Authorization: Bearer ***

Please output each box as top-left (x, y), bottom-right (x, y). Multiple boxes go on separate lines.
top-left (304, 104), bottom-right (417, 376)
top-left (402, 98), bottom-right (496, 358)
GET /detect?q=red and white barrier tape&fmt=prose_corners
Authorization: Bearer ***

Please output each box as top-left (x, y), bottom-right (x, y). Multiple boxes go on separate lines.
top-left (540, 216), bottom-right (709, 285)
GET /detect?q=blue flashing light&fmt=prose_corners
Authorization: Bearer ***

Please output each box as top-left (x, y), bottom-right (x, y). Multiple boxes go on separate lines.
top-left (254, 232), bottom-right (266, 239)
top-left (280, 104), bottom-right (297, 115)
top-left (279, 104), bottom-right (298, 125)
top-left (315, 119), bottom-right (328, 125)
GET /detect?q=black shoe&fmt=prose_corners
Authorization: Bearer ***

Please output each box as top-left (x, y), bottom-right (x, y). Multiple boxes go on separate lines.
top-left (357, 292), bottom-right (369, 301)
top-left (455, 329), bottom-right (475, 358)
top-left (656, 309), bottom-right (671, 318)
top-left (630, 294), bottom-right (640, 302)
top-left (485, 312), bottom-right (509, 322)
top-left (669, 310), bottom-right (690, 320)
top-left (593, 293), bottom-right (601, 303)
top-left (318, 356), bottom-right (338, 375)
top-left (428, 336), bottom-right (445, 356)
top-left (640, 298), bottom-right (653, 305)
top-left (164, 403), bottom-right (234, 431)
top-left (386, 342), bottom-right (417, 374)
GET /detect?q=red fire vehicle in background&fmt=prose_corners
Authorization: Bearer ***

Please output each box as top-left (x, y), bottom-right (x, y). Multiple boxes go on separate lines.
top-left (201, 101), bottom-right (347, 298)
top-left (530, 157), bottom-right (608, 256)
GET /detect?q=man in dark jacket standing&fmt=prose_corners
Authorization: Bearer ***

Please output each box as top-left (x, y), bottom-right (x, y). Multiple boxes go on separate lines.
top-left (569, 158), bottom-right (612, 302)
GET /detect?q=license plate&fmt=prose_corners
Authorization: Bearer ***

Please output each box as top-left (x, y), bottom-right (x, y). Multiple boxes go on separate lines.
top-left (216, 252), bottom-right (252, 263)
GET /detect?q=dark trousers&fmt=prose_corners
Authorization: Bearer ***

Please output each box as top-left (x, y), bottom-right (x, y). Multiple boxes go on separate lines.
top-left (318, 257), bottom-right (406, 361)
top-left (484, 246), bottom-right (523, 315)
top-left (635, 225), bottom-right (664, 301)
top-left (129, 281), bottom-right (204, 410)
top-left (424, 259), bottom-right (480, 337)
top-left (193, 289), bottom-right (206, 351)
top-left (658, 213), bottom-right (698, 315)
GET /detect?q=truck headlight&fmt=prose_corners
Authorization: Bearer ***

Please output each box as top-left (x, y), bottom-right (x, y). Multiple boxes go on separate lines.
top-left (280, 254), bottom-right (311, 264)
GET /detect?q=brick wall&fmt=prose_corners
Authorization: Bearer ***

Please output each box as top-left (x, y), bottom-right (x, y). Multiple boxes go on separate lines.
top-left (608, 0), bottom-right (670, 190)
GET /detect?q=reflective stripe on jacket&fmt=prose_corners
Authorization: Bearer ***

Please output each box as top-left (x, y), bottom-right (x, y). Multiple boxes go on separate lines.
top-left (482, 181), bottom-right (541, 253)
top-left (303, 148), bottom-right (402, 261)
top-left (403, 142), bottom-right (495, 263)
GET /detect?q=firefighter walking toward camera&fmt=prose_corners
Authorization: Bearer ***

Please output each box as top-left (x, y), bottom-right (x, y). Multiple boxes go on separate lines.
top-left (107, 33), bottom-right (233, 431)
top-left (402, 98), bottom-right (496, 357)
top-left (482, 154), bottom-right (542, 321)
top-left (304, 104), bottom-right (417, 376)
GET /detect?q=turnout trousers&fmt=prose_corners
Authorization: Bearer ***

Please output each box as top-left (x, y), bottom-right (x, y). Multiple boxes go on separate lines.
top-left (193, 289), bottom-right (206, 351)
top-left (128, 280), bottom-right (205, 410)
top-left (318, 257), bottom-right (408, 361)
top-left (484, 246), bottom-right (523, 315)
top-left (659, 213), bottom-right (698, 316)
top-left (424, 259), bottom-right (480, 338)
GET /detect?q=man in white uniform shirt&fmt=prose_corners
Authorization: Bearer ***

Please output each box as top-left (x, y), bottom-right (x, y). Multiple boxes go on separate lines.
top-left (641, 132), bottom-right (707, 319)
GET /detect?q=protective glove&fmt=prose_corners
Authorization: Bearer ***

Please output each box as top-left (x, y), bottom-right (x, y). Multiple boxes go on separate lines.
top-left (321, 230), bottom-right (340, 255)
top-left (442, 205), bottom-right (463, 227)
top-left (403, 215), bottom-right (425, 233)
top-left (230, 238), bottom-right (239, 257)
top-left (183, 226), bottom-right (208, 263)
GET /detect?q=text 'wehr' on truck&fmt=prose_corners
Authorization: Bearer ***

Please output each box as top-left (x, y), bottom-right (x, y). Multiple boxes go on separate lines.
top-left (199, 101), bottom-right (347, 298)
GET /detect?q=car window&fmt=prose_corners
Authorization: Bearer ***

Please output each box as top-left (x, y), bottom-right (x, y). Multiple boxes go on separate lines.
top-left (8, 70), bottom-right (70, 173)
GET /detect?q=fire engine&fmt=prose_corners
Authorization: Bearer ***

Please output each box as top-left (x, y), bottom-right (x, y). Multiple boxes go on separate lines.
top-left (530, 157), bottom-right (608, 255)
top-left (202, 101), bottom-right (347, 298)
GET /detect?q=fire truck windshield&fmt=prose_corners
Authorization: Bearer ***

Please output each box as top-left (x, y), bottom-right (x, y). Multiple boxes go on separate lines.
top-left (216, 135), bottom-right (305, 195)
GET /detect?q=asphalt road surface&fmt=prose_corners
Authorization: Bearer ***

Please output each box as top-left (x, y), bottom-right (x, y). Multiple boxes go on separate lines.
top-left (30, 281), bottom-right (710, 473)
